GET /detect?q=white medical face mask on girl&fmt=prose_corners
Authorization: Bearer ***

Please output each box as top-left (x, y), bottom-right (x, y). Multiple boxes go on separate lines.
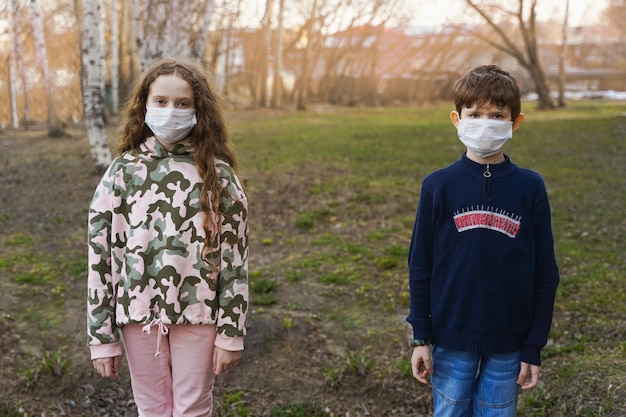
top-left (457, 118), bottom-right (513, 158)
top-left (145, 107), bottom-right (197, 144)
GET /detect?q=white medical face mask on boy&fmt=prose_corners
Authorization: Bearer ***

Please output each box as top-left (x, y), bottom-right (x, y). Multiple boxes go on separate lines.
top-left (457, 118), bottom-right (513, 158)
top-left (145, 107), bottom-right (197, 144)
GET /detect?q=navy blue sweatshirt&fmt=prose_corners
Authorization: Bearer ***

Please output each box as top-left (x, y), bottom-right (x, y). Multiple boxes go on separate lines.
top-left (407, 154), bottom-right (559, 366)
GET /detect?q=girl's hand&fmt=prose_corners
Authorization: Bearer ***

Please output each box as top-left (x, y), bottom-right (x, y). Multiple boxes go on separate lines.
top-left (93, 356), bottom-right (120, 379)
top-left (411, 345), bottom-right (433, 384)
top-left (213, 346), bottom-right (242, 375)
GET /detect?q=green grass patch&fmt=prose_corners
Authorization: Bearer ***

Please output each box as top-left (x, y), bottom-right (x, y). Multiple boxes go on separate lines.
top-left (249, 277), bottom-right (278, 306)
top-left (4, 232), bottom-right (35, 246)
top-left (0, 403), bottom-right (22, 417)
top-left (249, 277), bottom-right (277, 294)
top-left (320, 272), bottom-right (352, 285)
top-left (3, 103), bottom-right (625, 415)
top-left (215, 390), bottom-right (254, 417)
top-left (347, 350), bottom-right (373, 376)
top-left (270, 402), bottom-right (327, 417)
top-left (394, 357), bottom-right (413, 379)
top-left (232, 102), bottom-right (626, 415)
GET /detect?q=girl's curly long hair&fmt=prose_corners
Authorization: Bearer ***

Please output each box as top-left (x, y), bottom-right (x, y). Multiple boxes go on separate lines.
top-left (118, 58), bottom-right (239, 255)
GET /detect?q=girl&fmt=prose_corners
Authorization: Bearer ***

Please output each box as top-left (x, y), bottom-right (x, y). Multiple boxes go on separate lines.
top-left (87, 58), bottom-right (248, 417)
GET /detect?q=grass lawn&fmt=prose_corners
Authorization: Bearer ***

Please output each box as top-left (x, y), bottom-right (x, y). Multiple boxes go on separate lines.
top-left (0, 101), bottom-right (624, 416)
top-left (227, 101), bottom-right (626, 416)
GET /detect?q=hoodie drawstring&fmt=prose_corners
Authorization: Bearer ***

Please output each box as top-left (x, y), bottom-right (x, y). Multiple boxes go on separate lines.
top-left (142, 318), bottom-right (169, 357)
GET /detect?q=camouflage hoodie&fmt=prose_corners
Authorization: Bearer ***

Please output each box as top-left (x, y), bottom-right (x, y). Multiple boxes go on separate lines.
top-left (87, 137), bottom-right (248, 359)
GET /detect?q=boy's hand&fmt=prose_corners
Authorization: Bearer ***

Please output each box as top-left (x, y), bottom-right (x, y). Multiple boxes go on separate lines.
top-left (517, 362), bottom-right (540, 390)
top-left (213, 346), bottom-right (242, 375)
top-left (93, 356), bottom-right (120, 379)
top-left (411, 345), bottom-right (433, 384)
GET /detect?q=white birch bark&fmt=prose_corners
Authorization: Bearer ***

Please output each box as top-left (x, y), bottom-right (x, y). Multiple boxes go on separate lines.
top-left (222, 2), bottom-right (239, 96)
top-left (132, 0), bottom-right (147, 71)
top-left (132, 0), bottom-right (202, 71)
top-left (29, 0), bottom-right (64, 137)
top-left (259, 0), bottom-right (274, 107)
top-left (296, 0), bottom-right (317, 110)
top-left (192, 0), bottom-right (215, 59)
top-left (164, 0), bottom-right (193, 58)
top-left (82, 0), bottom-right (112, 168)
top-left (100, 0), bottom-right (107, 99)
top-left (557, 0), bottom-right (569, 107)
top-left (271, 0), bottom-right (284, 108)
top-left (8, 0), bottom-right (19, 129)
top-left (143, 0), bottom-right (169, 66)
top-left (14, 1), bottom-right (32, 125)
top-left (110, 0), bottom-right (120, 113)
top-left (123, 0), bottom-right (139, 84)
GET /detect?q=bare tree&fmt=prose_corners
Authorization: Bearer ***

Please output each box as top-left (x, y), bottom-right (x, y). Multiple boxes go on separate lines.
top-left (464, 0), bottom-right (555, 109)
top-left (29, 0), bottom-right (65, 136)
top-left (142, 0), bottom-right (169, 66)
top-left (163, 0), bottom-right (194, 58)
top-left (271, 0), bottom-right (285, 108)
top-left (396, 26), bottom-right (471, 105)
top-left (119, 0), bottom-right (136, 94)
top-left (296, 0), bottom-right (318, 110)
top-left (110, 0), bottom-right (120, 113)
top-left (259, 0), bottom-right (275, 107)
top-left (313, 0), bottom-right (401, 105)
top-left (131, 0), bottom-right (146, 71)
top-left (82, 0), bottom-right (112, 169)
top-left (13, 0), bottom-right (33, 126)
top-left (8, 0), bottom-right (19, 129)
top-left (219, 1), bottom-right (243, 96)
top-left (193, 0), bottom-right (216, 59)
top-left (557, 0), bottom-right (569, 108)
top-left (132, 0), bottom-right (215, 71)
top-left (603, 0), bottom-right (626, 39)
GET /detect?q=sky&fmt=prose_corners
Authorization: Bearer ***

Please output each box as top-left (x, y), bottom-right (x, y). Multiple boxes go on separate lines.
top-left (0, 0), bottom-right (610, 40)
top-left (404, 0), bottom-right (609, 28)
top-left (239, 0), bottom-right (610, 30)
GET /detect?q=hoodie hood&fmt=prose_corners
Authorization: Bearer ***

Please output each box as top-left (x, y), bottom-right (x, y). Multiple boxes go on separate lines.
top-left (137, 136), bottom-right (194, 161)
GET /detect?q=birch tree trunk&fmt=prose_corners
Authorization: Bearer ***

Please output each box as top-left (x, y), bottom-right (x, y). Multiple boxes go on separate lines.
top-left (110, 0), bottom-right (120, 113)
top-left (259, 0), bottom-right (274, 107)
top-left (132, 0), bottom-right (147, 72)
top-left (121, 0), bottom-right (137, 91)
top-left (222, 9), bottom-right (233, 96)
top-left (82, 0), bottom-right (112, 169)
top-left (192, 0), bottom-right (216, 59)
top-left (143, 0), bottom-right (169, 67)
top-left (297, 0), bottom-right (318, 111)
top-left (557, 0), bottom-right (569, 108)
top-left (8, 0), bottom-right (19, 129)
top-left (164, 0), bottom-right (193, 58)
top-left (29, 0), bottom-right (65, 137)
top-left (271, 0), bottom-right (284, 108)
top-left (14, 0), bottom-right (32, 126)
top-left (132, 0), bottom-right (207, 71)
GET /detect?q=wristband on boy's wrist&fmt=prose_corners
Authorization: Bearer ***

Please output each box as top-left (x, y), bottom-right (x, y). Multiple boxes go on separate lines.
top-left (410, 338), bottom-right (431, 347)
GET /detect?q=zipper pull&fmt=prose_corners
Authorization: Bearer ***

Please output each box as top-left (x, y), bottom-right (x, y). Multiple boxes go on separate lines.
top-left (483, 164), bottom-right (492, 178)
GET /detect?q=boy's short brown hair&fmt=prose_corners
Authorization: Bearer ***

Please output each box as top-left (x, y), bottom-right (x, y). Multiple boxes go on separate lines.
top-left (453, 65), bottom-right (522, 121)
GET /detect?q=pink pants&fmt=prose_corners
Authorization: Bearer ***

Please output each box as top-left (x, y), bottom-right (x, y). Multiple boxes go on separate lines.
top-left (121, 323), bottom-right (217, 417)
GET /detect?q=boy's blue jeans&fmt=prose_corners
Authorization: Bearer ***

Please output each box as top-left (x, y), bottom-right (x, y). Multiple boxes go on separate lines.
top-left (431, 346), bottom-right (521, 417)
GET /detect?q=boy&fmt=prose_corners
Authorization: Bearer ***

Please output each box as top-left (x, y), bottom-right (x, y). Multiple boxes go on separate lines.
top-left (406, 65), bottom-right (559, 416)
